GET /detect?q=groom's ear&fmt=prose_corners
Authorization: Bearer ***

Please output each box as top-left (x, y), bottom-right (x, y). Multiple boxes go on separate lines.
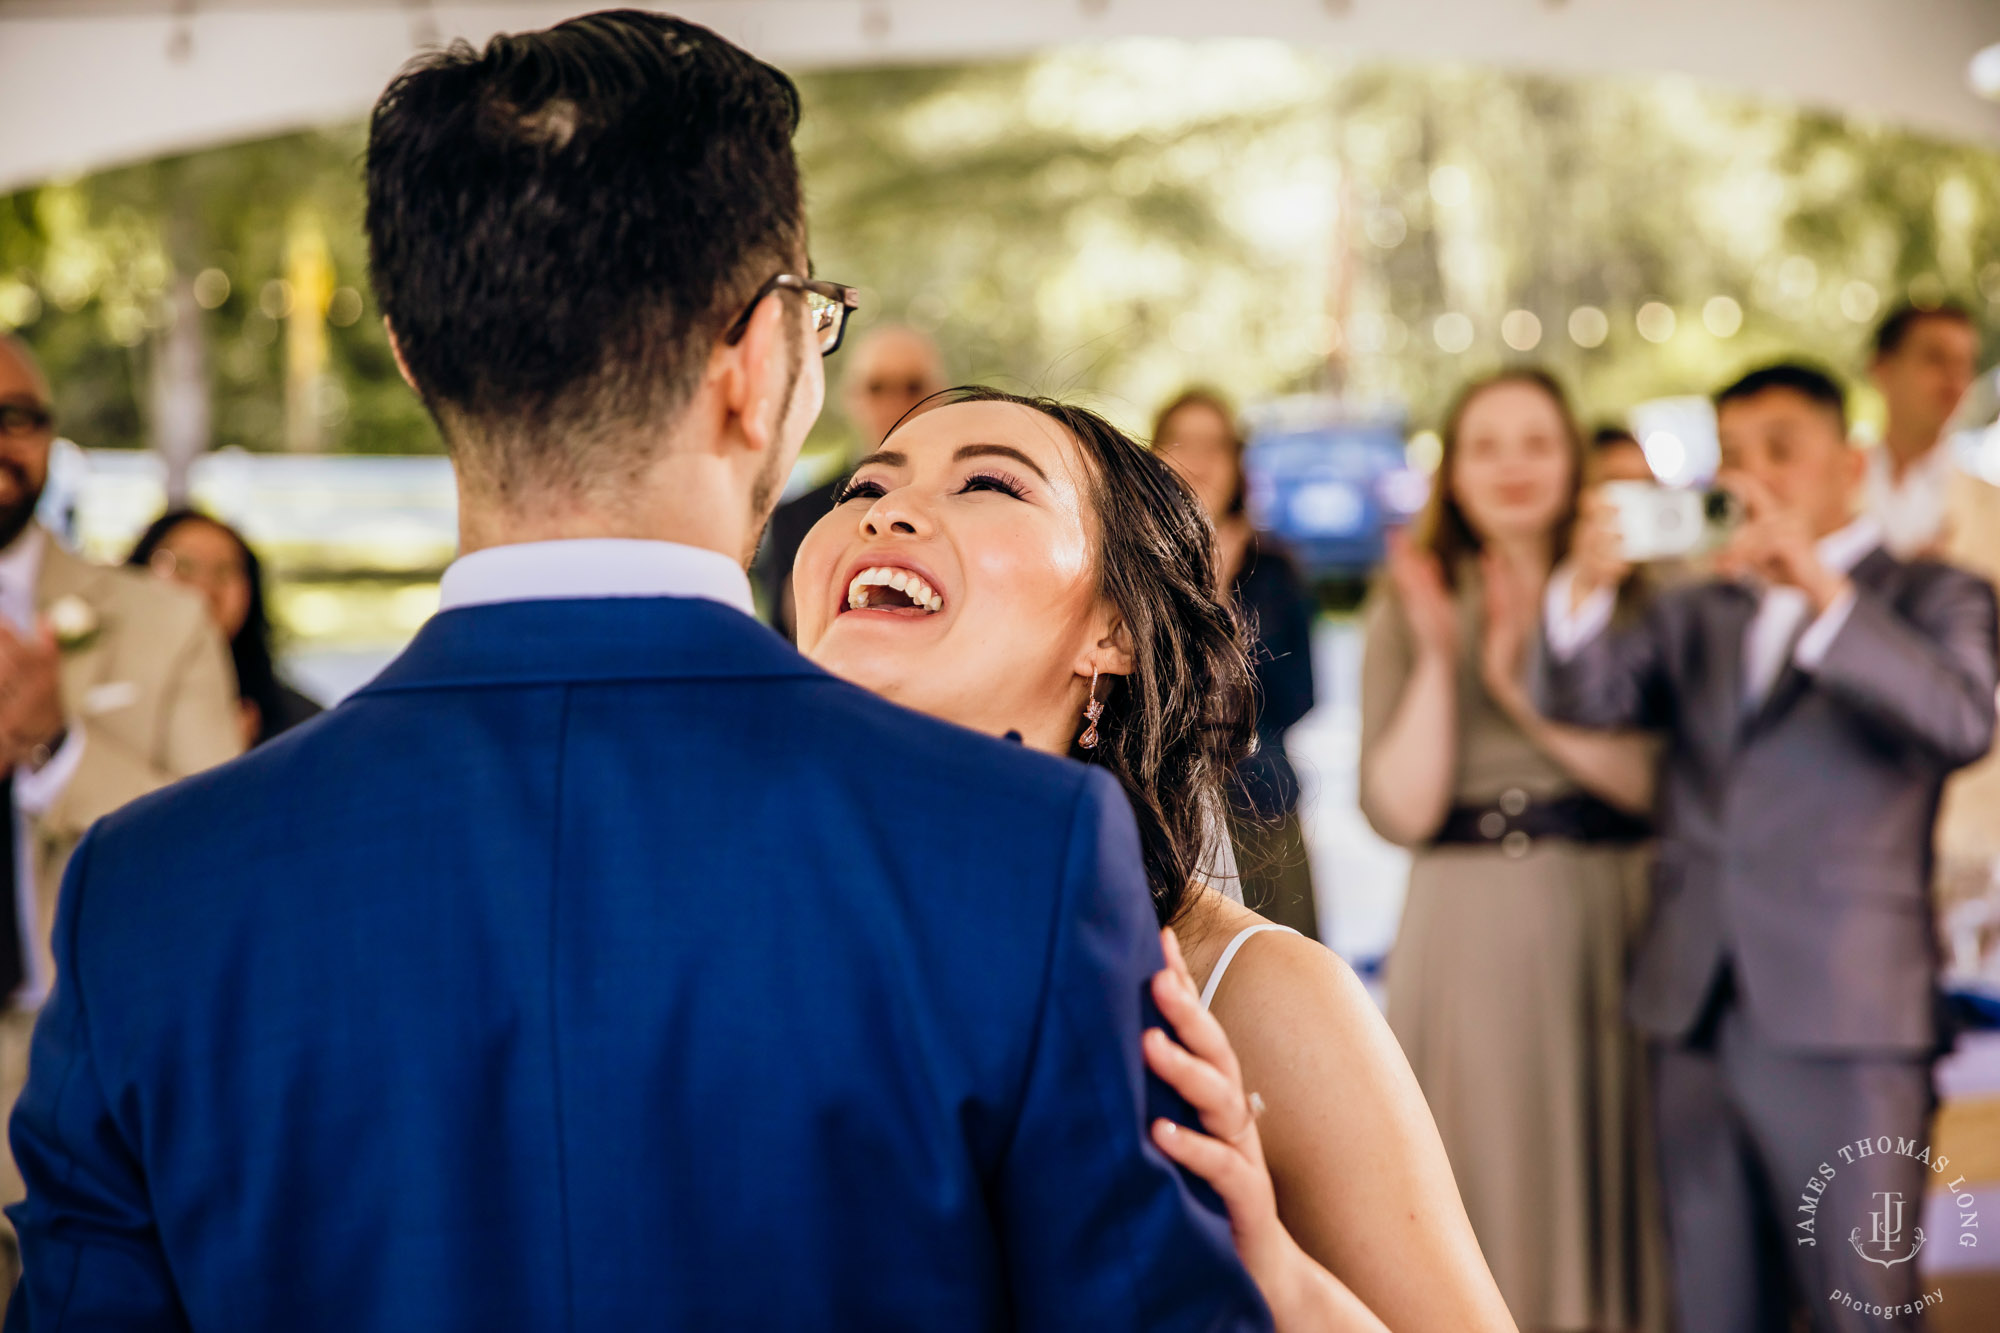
top-left (705, 289), bottom-right (818, 462)
top-left (383, 319), bottom-right (418, 394)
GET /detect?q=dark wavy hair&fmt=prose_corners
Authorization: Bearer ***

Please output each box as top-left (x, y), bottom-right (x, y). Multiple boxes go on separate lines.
top-left (365, 9), bottom-right (804, 493)
top-left (918, 387), bottom-right (1258, 925)
top-left (127, 511), bottom-right (280, 741)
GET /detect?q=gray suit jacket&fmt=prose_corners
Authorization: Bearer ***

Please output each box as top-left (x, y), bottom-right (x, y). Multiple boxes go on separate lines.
top-left (1536, 548), bottom-right (1998, 1054)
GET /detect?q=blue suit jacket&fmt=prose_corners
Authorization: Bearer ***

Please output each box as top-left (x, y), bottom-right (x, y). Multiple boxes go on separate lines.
top-left (5, 596), bottom-right (1267, 1331)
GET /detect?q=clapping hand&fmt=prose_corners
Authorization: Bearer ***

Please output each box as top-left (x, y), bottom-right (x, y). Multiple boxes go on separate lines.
top-left (0, 618), bottom-right (66, 774)
top-left (1384, 528), bottom-right (1456, 663)
top-left (1477, 548), bottom-right (1540, 722)
top-left (1712, 471), bottom-right (1848, 611)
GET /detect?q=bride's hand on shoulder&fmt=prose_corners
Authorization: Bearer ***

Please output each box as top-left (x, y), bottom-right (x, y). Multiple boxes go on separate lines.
top-left (1145, 929), bottom-right (1391, 1333)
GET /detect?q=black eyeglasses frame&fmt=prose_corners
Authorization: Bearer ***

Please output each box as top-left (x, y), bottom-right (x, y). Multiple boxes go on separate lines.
top-left (722, 274), bottom-right (861, 357)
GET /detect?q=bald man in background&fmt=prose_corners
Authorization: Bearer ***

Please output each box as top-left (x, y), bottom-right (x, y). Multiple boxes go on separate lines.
top-left (0, 335), bottom-right (240, 1301)
top-left (753, 324), bottom-right (944, 637)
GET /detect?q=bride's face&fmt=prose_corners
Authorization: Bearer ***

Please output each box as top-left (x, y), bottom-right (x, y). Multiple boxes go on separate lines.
top-left (794, 399), bottom-right (1119, 752)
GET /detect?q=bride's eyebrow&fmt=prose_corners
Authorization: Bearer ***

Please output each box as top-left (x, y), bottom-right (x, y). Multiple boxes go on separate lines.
top-left (953, 443), bottom-right (1048, 481)
top-left (850, 449), bottom-right (906, 471)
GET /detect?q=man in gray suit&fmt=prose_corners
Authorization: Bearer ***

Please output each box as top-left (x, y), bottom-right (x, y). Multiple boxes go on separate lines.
top-left (1536, 362), bottom-right (1997, 1333)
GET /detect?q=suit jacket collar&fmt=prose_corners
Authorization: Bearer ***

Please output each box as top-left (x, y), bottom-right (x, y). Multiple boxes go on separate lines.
top-left (1848, 544), bottom-right (1899, 593)
top-left (34, 530), bottom-right (117, 609)
top-left (358, 595), bottom-right (829, 696)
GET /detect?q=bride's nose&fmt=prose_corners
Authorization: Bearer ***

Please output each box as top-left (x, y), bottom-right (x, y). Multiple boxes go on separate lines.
top-left (860, 488), bottom-right (932, 538)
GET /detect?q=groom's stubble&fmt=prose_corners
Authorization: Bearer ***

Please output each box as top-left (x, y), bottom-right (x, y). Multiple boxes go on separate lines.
top-left (743, 310), bottom-right (811, 566)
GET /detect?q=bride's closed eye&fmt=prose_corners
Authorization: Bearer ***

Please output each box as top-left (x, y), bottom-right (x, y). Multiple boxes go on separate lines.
top-left (834, 471), bottom-right (1031, 504)
top-left (958, 470), bottom-right (1029, 500)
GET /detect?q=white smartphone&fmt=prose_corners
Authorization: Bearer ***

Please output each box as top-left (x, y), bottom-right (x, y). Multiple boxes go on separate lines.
top-left (1601, 481), bottom-right (1742, 562)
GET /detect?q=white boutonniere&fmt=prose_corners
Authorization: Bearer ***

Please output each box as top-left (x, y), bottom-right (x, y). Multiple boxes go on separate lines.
top-left (47, 595), bottom-right (101, 653)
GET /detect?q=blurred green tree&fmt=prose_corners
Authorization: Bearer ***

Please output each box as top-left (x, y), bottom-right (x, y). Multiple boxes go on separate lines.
top-left (0, 45), bottom-right (1994, 464)
top-left (0, 126), bottom-right (434, 470)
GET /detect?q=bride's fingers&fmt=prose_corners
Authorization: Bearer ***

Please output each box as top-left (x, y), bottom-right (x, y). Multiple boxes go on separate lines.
top-left (1150, 1118), bottom-right (1264, 1211)
top-left (1143, 1027), bottom-right (1235, 1107)
top-left (1143, 1028), bottom-right (1249, 1139)
top-left (1149, 961), bottom-right (1244, 1088)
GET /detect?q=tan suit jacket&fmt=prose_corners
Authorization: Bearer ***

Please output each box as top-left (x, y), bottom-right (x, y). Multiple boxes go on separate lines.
top-left (23, 532), bottom-right (244, 984)
top-left (0, 529), bottom-right (242, 1246)
top-left (1937, 467), bottom-right (2000, 866)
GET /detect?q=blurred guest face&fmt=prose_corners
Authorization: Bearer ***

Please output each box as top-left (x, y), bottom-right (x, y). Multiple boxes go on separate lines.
top-left (148, 518), bottom-right (252, 641)
top-left (1448, 381), bottom-right (1575, 545)
top-left (843, 327), bottom-right (945, 449)
top-left (1154, 402), bottom-right (1239, 522)
top-left (0, 338), bottom-right (53, 549)
top-left (795, 399), bottom-right (1112, 747)
top-left (1716, 389), bottom-right (1861, 537)
top-left (1592, 440), bottom-right (1656, 485)
top-left (1872, 315), bottom-right (1978, 444)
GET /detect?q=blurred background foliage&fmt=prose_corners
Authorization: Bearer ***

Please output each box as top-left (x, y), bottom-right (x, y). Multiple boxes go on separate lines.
top-left (1, 40), bottom-right (1996, 466)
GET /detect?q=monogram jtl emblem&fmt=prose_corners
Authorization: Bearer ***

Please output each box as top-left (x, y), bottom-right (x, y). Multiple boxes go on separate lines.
top-left (1849, 1191), bottom-right (1927, 1268)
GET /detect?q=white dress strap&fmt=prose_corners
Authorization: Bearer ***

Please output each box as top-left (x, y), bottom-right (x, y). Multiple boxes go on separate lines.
top-left (1198, 923), bottom-right (1299, 1011)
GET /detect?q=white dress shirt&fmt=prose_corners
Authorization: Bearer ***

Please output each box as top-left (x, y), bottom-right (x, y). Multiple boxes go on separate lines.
top-left (1545, 515), bottom-right (1884, 710)
top-left (437, 537), bottom-right (757, 616)
top-left (1865, 443), bottom-right (1955, 559)
top-left (0, 526), bottom-right (85, 1008)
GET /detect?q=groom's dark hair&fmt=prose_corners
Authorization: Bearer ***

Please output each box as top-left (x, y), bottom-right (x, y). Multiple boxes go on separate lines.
top-left (366, 9), bottom-right (804, 494)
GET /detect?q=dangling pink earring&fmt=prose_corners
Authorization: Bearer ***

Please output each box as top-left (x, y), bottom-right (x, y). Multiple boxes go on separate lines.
top-left (1079, 666), bottom-right (1105, 750)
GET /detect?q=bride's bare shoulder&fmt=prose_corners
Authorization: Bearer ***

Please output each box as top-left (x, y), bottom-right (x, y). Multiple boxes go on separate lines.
top-left (1195, 901), bottom-right (1419, 1132)
top-left (1169, 892), bottom-right (1382, 1059)
top-left (1202, 910), bottom-right (1380, 1045)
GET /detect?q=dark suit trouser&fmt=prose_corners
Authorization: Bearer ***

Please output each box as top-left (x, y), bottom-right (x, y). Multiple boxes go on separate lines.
top-left (1650, 981), bottom-right (1935, 1333)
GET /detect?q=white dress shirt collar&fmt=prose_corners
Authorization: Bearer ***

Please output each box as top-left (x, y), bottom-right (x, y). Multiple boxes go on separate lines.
top-left (437, 538), bottom-right (756, 618)
top-left (0, 525), bottom-right (59, 1012)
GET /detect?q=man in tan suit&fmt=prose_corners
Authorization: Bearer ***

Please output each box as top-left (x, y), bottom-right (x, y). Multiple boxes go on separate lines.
top-left (1864, 301), bottom-right (2000, 904)
top-left (0, 335), bottom-right (242, 1284)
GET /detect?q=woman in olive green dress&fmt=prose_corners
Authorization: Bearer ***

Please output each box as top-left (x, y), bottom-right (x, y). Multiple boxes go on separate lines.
top-left (1361, 369), bottom-right (1667, 1333)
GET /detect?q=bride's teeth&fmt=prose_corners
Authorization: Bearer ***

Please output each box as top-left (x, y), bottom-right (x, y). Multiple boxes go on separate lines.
top-left (843, 565), bottom-right (944, 613)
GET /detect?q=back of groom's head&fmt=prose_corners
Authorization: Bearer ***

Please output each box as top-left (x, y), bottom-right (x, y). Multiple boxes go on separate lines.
top-left (366, 9), bottom-right (804, 496)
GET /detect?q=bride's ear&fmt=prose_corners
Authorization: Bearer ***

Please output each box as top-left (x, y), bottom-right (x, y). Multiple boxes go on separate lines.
top-left (1077, 612), bottom-right (1136, 680)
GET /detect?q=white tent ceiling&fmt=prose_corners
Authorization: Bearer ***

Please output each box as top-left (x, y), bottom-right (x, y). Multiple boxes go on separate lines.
top-left (2, 0), bottom-right (1997, 193)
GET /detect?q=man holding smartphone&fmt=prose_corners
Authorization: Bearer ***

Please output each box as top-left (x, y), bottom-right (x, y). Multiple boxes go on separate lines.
top-left (1534, 362), bottom-right (1998, 1333)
